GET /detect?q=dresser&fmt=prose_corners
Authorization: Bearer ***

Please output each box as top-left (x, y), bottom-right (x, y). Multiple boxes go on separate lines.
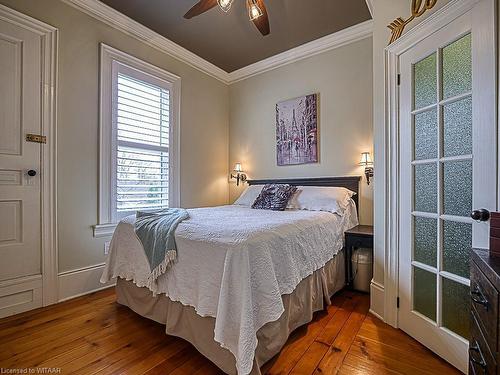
top-left (470, 249), bottom-right (500, 374)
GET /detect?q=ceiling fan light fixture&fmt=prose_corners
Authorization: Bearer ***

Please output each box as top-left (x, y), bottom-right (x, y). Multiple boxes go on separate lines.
top-left (247, 0), bottom-right (263, 20)
top-left (217, 0), bottom-right (234, 13)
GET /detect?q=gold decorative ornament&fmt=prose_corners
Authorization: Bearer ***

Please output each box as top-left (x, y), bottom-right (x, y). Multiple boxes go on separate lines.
top-left (388, 0), bottom-right (438, 44)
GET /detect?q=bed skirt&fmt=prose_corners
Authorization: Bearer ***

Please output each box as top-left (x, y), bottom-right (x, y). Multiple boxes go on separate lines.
top-left (115, 250), bottom-right (345, 375)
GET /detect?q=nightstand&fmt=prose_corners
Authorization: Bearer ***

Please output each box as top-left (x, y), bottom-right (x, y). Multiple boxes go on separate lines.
top-left (344, 225), bottom-right (374, 288)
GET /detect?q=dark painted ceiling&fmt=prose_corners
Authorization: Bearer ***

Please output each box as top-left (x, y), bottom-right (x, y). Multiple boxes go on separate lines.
top-left (100, 0), bottom-right (372, 72)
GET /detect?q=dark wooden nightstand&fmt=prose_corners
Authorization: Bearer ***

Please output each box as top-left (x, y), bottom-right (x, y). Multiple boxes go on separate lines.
top-left (344, 225), bottom-right (374, 288)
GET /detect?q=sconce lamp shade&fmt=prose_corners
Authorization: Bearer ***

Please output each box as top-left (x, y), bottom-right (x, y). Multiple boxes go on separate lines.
top-left (231, 163), bottom-right (247, 186)
top-left (359, 152), bottom-right (373, 166)
top-left (359, 152), bottom-right (374, 185)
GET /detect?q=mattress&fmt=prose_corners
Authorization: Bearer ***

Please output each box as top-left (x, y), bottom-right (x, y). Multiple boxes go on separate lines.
top-left (101, 202), bottom-right (358, 374)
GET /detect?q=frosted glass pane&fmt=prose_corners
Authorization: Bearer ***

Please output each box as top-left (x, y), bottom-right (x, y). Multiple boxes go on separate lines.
top-left (414, 54), bottom-right (437, 110)
top-left (414, 108), bottom-right (438, 160)
top-left (413, 267), bottom-right (436, 321)
top-left (443, 160), bottom-right (472, 217)
top-left (442, 278), bottom-right (470, 339)
top-left (443, 34), bottom-right (472, 99)
top-left (414, 163), bottom-right (437, 213)
top-left (443, 221), bottom-right (471, 278)
top-left (444, 96), bottom-right (472, 157)
top-left (414, 217), bottom-right (437, 267)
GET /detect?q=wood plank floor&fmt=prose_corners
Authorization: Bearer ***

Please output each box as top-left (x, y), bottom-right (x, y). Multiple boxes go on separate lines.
top-left (0, 288), bottom-right (460, 374)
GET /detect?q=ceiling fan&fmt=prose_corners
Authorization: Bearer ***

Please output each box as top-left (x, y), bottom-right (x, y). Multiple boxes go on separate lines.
top-left (184, 0), bottom-right (270, 36)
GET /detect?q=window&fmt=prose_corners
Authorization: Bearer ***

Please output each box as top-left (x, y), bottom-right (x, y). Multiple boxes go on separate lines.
top-left (95, 44), bottom-right (180, 237)
top-left (114, 71), bottom-right (170, 217)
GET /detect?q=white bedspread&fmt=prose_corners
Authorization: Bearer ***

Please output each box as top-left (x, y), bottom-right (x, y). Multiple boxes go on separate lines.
top-left (101, 202), bottom-right (358, 375)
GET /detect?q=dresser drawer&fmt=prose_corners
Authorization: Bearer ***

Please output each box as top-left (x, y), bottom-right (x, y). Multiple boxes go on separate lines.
top-left (470, 311), bottom-right (496, 375)
top-left (471, 260), bottom-right (499, 352)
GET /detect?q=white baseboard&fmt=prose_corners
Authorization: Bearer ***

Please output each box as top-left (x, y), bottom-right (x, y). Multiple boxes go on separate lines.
top-left (0, 275), bottom-right (43, 318)
top-left (369, 279), bottom-right (385, 321)
top-left (58, 263), bottom-right (115, 302)
top-left (368, 308), bottom-right (385, 322)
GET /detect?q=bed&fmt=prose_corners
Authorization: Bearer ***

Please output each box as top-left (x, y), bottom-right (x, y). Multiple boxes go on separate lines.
top-left (101, 176), bottom-right (361, 375)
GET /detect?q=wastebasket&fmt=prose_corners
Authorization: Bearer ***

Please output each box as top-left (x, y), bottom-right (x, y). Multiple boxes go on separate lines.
top-left (351, 248), bottom-right (373, 293)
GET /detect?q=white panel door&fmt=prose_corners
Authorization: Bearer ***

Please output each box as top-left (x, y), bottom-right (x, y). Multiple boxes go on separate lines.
top-left (0, 15), bottom-right (43, 309)
top-left (398, 1), bottom-right (496, 373)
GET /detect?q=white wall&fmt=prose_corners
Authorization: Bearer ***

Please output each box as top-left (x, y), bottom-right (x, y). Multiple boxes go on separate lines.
top-left (229, 38), bottom-right (374, 225)
top-left (0, 0), bottom-right (229, 280)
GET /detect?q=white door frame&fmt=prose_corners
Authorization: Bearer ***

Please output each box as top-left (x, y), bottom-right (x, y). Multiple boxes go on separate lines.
top-left (0, 4), bottom-right (58, 306)
top-left (383, 0), bottom-right (497, 328)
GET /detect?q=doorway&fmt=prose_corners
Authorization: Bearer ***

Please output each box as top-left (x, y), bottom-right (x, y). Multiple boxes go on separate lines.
top-left (386, 0), bottom-right (497, 372)
top-left (0, 4), bottom-right (57, 318)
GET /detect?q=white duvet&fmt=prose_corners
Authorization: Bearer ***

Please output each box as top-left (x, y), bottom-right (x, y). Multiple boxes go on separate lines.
top-left (101, 202), bottom-right (358, 375)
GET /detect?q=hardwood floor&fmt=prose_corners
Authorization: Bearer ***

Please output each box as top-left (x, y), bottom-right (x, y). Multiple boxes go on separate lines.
top-left (0, 288), bottom-right (460, 374)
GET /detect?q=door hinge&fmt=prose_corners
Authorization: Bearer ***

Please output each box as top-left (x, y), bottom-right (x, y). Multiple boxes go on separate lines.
top-left (396, 297), bottom-right (400, 308)
top-left (397, 74), bottom-right (401, 86)
top-left (26, 134), bottom-right (47, 144)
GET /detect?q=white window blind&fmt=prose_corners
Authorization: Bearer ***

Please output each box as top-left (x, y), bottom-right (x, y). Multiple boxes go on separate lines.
top-left (114, 71), bottom-right (171, 215)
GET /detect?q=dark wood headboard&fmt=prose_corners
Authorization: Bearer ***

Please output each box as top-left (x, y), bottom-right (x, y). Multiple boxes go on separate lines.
top-left (247, 176), bottom-right (362, 212)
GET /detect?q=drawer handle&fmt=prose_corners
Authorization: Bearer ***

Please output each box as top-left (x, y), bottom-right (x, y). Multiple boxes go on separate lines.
top-left (469, 341), bottom-right (487, 369)
top-left (471, 285), bottom-right (489, 310)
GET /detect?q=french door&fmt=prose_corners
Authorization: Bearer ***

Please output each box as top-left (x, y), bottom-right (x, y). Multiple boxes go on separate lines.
top-left (398, 0), bottom-right (496, 372)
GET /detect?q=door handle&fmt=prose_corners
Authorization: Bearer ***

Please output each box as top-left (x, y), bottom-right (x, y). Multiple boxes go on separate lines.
top-left (27, 170), bottom-right (37, 177)
top-left (471, 209), bottom-right (490, 222)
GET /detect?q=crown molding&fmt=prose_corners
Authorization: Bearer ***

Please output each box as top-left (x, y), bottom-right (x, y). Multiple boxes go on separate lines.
top-left (61, 0), bottom-right (231, 83)
top-left (228, 20), bottom-right (373, 83)
top-left (61, 0), bottom-right (373, 85)
top-left (365, 0), bottom-right (374, 17)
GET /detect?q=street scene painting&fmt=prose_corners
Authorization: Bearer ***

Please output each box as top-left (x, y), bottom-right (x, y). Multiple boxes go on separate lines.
top-left (276, 94), bottom-right (318, 166)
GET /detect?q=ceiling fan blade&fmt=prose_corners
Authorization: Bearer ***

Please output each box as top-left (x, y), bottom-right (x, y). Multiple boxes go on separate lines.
top-left (252, 0), bottom-right (270, 36)
top-left (184, 0), bottom-right (218, 19)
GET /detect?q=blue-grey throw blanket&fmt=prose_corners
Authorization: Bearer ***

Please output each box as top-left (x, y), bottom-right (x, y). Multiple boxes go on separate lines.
top-left (134, 208), bottom-right (189, 288)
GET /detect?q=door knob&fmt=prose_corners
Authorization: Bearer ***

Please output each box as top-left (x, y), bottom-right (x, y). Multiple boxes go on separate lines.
top-left (471, 209), bottom-right (490, 222)
top-left (27, 169), bottom-right (37, 177)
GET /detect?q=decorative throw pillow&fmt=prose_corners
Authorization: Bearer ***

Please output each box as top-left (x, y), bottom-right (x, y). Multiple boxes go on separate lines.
top-left (252, 184), bottom-right (297, 211)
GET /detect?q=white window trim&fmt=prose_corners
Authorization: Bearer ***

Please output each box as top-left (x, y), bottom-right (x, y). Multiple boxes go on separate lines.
top-left (94, 43), bottom-right (181, 237)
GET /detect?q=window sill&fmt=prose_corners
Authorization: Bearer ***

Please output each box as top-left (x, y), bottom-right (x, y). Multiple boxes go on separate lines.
top-left (93, 223), bottom-right (117, 238)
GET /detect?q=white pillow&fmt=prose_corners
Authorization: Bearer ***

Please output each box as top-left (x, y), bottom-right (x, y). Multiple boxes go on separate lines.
top-left (287, 186), bottom-right (356, 214)
top-left (233, 185), bottom-right (264, 206)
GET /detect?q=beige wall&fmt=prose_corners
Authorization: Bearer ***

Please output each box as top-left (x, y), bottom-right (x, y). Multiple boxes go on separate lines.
top-left (229, 38), bottom-right (374, 225)
top-left (0, 0), bottom-right (229, 273)
top-left (371, 0), bottom-right (451, 317)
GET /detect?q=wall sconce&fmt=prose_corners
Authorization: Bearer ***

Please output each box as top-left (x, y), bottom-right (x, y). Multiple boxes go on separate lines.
top-left (231, 163), bottom-right (247, 186)
top-left (359, 152), bottom-right (374, 185)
